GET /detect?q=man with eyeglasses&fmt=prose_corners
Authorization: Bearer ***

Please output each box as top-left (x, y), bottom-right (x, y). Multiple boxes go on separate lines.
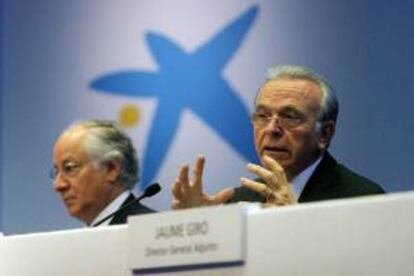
top-left (52, 120), bottom-right (154, 226)
top-left (171, 65), bottom-right (384, 209)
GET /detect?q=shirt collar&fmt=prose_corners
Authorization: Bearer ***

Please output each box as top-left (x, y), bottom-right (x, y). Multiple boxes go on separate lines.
top-left (89, 190), bottom-right (131, 227)
top-left (291, 155), bottom-right (323, 199)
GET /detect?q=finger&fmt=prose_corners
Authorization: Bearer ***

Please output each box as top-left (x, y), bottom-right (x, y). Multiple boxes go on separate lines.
top-left (246, 163), bottom-right (276, 187)
top-left (262, 155), bottom-right (284, 174)
top-left (191, 155), bottom-right (205, 193)
top-left (172, 179), bottom-right (183, 199)
top-left (171, 199), bottom-right (182, 210)
top-left (209, 188), bottom-right (235, 205)
top-left (278, 184), bottom-right (297, 204)
top-left (241, 177), bottom-right (292, 206)
top-left (178, 164), bottom-right (190, 195)
top-left (240, 177), bottom-right (272, 199)
top-left (172, 164), bottom-right (190, 200)
top-left (262, 156), bottom-right (289, 189)
top-left (265, 187), bottom-right (297, 206)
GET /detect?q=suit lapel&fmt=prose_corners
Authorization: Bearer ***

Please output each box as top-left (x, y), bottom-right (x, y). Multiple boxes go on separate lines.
top-left (109, 194), bottom-right (136, 225)
top-left (298, 152), bottom-right (338, 203)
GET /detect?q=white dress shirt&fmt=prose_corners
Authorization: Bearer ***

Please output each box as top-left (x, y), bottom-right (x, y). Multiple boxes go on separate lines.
top-left (291, 156), bottom-right (322, 200)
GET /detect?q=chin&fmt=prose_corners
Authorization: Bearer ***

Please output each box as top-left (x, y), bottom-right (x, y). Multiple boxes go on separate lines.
top-left (68, 207), bottom-right (81, 219)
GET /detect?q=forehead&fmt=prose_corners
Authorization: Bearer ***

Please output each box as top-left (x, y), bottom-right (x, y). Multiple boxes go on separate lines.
top-left (54, 128), bottom-right (89, 162)
top-left (256, 78), bottom-right (322, 111)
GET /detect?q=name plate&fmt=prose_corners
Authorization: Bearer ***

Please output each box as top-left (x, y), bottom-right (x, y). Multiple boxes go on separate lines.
top-left (127, 204), bottom-right (255, 273)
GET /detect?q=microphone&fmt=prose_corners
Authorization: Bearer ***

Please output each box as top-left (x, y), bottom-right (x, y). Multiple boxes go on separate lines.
top-left (92, 182), bottom-right (161, 227)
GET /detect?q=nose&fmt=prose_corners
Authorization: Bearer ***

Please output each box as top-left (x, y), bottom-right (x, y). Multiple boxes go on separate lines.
top-left (263, 116), bottom-right (284, 136)
top-left (54, 173), bottom-right (70, 192)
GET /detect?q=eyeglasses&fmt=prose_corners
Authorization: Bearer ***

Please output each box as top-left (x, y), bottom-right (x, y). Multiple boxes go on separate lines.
top-left (251, 110), bottom-right (307, 129)
top-left (49, 161), bottom-right (89, 181)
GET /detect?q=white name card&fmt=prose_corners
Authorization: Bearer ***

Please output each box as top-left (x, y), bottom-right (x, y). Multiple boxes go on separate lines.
top-left (127, 204), bottom-right (256, 274)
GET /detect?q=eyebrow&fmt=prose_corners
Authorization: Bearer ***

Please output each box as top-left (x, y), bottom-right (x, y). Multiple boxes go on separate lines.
top-left (254, 104), bottom-right (271, 112)
top-left (55, 158), bottom-right (77, 167)
top-left (280, 106), bottom-right (303, 114)
top-left (254, 104), bottom-right (303, 113)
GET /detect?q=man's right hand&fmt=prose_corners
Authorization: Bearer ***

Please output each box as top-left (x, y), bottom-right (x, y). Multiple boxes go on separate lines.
top-left (240, 155), bottom-right (297, 206)
top-left (171, 155), bottom-right (234, 209)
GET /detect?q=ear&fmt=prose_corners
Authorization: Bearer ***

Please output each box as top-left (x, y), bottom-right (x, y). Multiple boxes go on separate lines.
top-left (104, 158), bottom-right (123, 183)
top-left (318, 120), bottom-right (336, 151)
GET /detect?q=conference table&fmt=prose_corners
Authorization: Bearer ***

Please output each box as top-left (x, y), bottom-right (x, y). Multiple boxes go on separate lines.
top-left (1, 192), bottom-right (413, 275)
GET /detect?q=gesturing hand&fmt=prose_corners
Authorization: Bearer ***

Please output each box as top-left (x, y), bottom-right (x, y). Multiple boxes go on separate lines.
top-left (171, 155), bottom-right (234, 209)
top-left (240, 155), bottom-right (297, 206)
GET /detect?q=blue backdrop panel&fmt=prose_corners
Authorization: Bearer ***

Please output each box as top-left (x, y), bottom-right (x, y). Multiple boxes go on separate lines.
top-left (1, 0), bottom-right (414, 234)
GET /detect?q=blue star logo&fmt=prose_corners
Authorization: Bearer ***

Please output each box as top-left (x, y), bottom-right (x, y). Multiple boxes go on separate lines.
top-left (90, 5), bottom-right (260, 189)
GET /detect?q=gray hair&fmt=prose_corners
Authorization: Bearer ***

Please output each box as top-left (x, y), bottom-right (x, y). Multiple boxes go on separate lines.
top-left (265, 65), bottom-right (339, 123)
top-left (64, 120), bottom-right (138, 190)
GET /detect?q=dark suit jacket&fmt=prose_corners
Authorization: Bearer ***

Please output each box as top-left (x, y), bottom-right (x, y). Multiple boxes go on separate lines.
top-left (109, 194), bottom-right (155, 225)
top-left (229, 152), bottom-right (385, 204)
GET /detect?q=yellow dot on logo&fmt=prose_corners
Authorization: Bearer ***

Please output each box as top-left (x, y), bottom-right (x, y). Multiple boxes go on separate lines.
top-left (118, 104), bottom-right (140, 127)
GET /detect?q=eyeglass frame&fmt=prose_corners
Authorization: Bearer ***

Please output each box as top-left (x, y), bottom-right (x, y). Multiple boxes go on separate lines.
top-left (250, 108), bottom-right (322, 130)
top-left (49, 160), bottom-right (94, 181)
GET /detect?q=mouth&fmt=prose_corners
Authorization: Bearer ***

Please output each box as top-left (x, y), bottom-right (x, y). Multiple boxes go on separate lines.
top-left (62, 196), bottom-right (75, 205)
top-left (262, 146), bottom-right (290, 159)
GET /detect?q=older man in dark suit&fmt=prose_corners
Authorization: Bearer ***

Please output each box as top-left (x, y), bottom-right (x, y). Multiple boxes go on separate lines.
top-left (172, 65), bottom-right (384, 209)
top-left (52, 120), bottom-right (154, 226)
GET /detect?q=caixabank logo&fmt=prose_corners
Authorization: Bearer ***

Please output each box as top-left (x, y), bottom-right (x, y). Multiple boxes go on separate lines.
top-left (90, 5), bottom-right (260, 190)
